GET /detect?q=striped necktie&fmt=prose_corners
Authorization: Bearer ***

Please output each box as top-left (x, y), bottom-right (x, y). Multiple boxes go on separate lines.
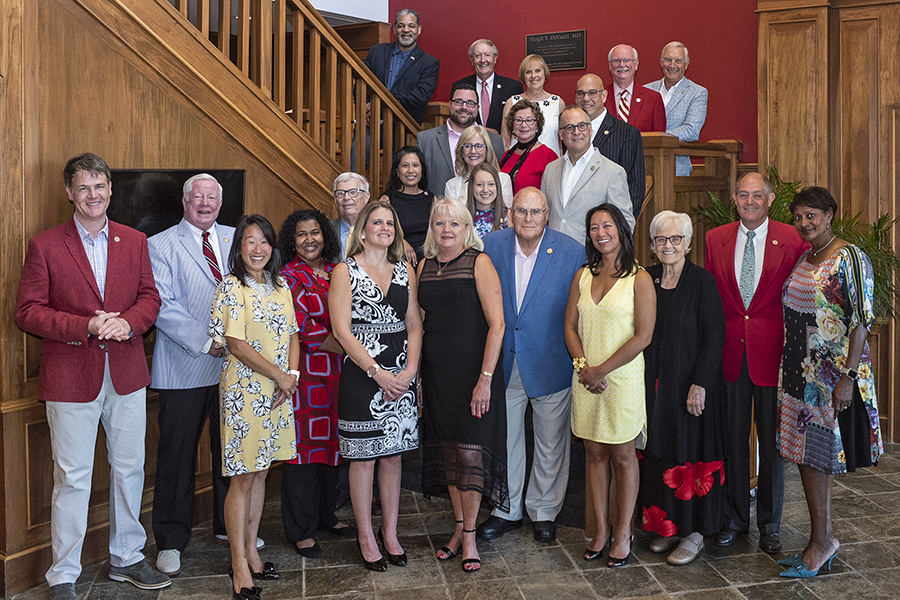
top-left (617, 89), bottom-right (630, 122)
top-left (202, 231), bottom-right (223, 283)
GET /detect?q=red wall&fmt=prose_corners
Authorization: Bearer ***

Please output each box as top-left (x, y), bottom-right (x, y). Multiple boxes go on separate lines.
top-left (388, 0), bottom-right (760, 163)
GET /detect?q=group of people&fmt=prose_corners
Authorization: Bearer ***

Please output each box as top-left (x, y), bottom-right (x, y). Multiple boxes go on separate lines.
top-left (12, 9), bottom-right (885, 600)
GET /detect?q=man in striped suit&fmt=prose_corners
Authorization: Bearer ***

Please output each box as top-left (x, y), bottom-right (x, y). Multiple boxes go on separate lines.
top-left (148, 174), bottom-right (242, 576)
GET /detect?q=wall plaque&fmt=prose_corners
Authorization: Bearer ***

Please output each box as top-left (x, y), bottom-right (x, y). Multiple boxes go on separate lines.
top-left (525, 30), bottom-right (586, 71)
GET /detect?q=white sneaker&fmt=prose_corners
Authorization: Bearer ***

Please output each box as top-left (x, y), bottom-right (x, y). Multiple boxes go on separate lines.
top-left (156, 549), bottom-right (181, 576)
top-left (215, 534), bottom-right (265, 549)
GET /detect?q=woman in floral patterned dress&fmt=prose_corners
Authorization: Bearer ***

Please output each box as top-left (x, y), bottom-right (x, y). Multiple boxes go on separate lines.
top-left (209, 214), bottom-right (299, 598)
top-left (777, 187), bottom-right (883, 578)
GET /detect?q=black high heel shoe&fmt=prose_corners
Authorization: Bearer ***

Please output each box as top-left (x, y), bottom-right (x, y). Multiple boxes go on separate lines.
top-left (378, 528), bottom-right (407, 566)
top-left (607, 535), bottom-right (634, 568)
top-left (250, 562), bottom-right (279, 580)
top-left (437, 520), bottom-right (464, 560)
top-left (229, 568), bottom-right (262, 599)
top-left (356, 539), bottom-right (387, 572)
top-left (584, 536), bottom-right (612, 561)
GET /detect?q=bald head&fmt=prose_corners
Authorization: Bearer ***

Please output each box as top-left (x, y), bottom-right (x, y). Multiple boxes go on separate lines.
top-left (575, 74), bottom-right (608, 121)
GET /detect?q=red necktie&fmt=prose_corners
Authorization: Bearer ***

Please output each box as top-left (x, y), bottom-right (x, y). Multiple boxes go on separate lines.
top-left (617, 90), bottom-right (630, 122)
top-left (202, 231), bottom-right (222, 283)
top-left (481, 80), bottom-right (491, 125)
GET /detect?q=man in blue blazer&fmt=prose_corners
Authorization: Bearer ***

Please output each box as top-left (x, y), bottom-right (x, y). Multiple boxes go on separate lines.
top-left (644, 42), bottom-right (708, 176)
top-left (363, 9), bottom-right (439, 124)
top-left (478, 187), bottom-right (584, 543)
top-left (148, 174), bottom-right (240, 576)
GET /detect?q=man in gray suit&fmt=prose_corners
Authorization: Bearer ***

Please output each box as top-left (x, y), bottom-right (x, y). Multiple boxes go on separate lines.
top-left (149, 174), bottom-right (243, 576)
top-left (644, 41), bottom-right (708, 176)
top-left (542, 106), bottom-right (633, 242)
top-left (416, 83), bottom-right (504, 196)
top-left (331, 172), bottom-right (371, 257)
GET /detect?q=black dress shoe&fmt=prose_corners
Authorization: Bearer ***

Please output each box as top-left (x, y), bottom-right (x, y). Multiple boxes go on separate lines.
top-left (295, 541), bottom-right (323, 559)
top-left (356, 539), bottom-right (387, 572)
top-left (250, 562), bottom-right (279, 580)
top-left (759, 532), bottom-right (783, 554)
top-left (321, 523), bottom-right (358, 538)
top-left (532, 521), bottom-right (557, 543)
top-left (378, 528), bottom-right (407, 566)
top-left (476, 516), bottom-right (523, 540)
top-left (715, 527), bottom-right (741, 547)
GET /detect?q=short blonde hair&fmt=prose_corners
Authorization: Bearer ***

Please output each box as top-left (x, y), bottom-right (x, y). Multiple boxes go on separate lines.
top-left (455, 125), bottom-right (500, 177)
top-left (422, 197), bottom-right (483, 259)
top-left (518, 54), bottom-right (549, 82)
top-left (648, 210), bottom-right (692, 254)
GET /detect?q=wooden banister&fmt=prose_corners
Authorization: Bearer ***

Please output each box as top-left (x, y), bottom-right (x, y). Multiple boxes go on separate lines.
top-left (173, 0), bottom-right (422, 195)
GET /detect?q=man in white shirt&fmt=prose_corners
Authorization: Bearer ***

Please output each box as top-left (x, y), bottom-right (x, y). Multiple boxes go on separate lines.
top-left (542, 106), bottom-right (632, 242)
top-left (644, 42), bottom-right (708, 175)
top-left (452, 39), bottom-right (524, 134)
top-left (479, 188), bottom-right (584, 543)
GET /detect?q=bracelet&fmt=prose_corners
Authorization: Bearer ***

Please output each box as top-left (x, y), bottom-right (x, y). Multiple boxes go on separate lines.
top-left (482, 371), bottom-right (493, 378)
top-left (287, 369), bottom-right (300, 380)
top-left (573, 357), bottom-right (587, 373)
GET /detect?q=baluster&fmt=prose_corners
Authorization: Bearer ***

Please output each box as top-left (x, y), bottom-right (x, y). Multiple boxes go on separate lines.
top-left (369, 95), bottom-right (381, 193)
top-left (197, 0), bottom-right (210, 38)
top-left (339, 63), bottom-right (353, 170)
top-left (290, 10), bottom-right (304, 127)
top-left (237, 0), bottom-right (250, 76)
top-left (355, 82), bottom-right (366, 175)
top-left (308, 29), bottom-right (321, 144)
top-left (251, 0), bottom-right (272, 95)
top-left (273, 0), bottom-right (287, 110)
top-left (382, 111), bottom-right (394, 186)
top-left (217, 0), bottom-right (231, 58)
top-left (324, 47), bottom-right (337, 158)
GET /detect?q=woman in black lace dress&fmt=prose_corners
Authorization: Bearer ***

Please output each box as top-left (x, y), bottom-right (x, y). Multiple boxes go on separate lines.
top-left (416, 197), bottom-right (508, 573)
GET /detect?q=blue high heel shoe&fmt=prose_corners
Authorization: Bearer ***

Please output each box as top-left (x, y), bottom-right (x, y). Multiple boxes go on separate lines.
top-left (779, 549), bottom-right (838, 578)
top-left (776, 552), bottom-right (803, 567)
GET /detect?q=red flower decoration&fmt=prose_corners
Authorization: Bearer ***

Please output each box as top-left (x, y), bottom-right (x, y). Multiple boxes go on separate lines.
top-left (664, 461), bottom-right (724, 500)
top-left (643, 505), bottom-right (678, 537)
top-left (822, 274), bottom-right (842, 305)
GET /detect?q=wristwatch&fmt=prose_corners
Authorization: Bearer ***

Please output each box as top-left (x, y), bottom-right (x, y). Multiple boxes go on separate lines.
top-left (843, 367), bottom-right (859, 381)
top-left (366, 364), bottom-right (380, 378)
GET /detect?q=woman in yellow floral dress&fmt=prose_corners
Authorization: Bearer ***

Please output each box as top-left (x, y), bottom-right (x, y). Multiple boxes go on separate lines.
top-left (209, 214), bottom-right (299, 599)
top-left (777, 187), bottom-right (883, 579)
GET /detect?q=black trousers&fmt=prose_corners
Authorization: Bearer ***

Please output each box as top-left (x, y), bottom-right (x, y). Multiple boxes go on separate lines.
top-left (722, 354), bottom-right (784, 534)
top-left (281, 462), bottom-right (339, 543)
top-left (152, 386), bottom-right (228, 550)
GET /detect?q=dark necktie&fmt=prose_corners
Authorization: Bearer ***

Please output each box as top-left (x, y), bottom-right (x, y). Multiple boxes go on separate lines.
top-left (202, 231), bottom-right (222, 283)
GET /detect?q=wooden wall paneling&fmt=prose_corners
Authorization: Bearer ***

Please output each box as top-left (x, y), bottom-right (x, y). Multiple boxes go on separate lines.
top-left (757, 7), bottom-right (830, 185)
top-left (891, 104), bottom-right (900, 442)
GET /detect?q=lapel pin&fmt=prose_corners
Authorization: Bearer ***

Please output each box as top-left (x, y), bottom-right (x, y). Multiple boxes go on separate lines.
top-left (547, 248), bottom-right (553, 254)
top-left (604, 130), bottom-right (610, 135)
top-left (655, 278), bottom-right (661, 284)
top-left (114, 236), bottom-right (120, 242)
top-left (636, 97), bottom-right (642, 103)
top-left (224, 237), bottom-right (230, 243)
top-left (772, 240), bottom-right (779, 245)
top-left (498, 84), bottom-right (502, 88)
top-left (590, 166), bottom-right (596, 171)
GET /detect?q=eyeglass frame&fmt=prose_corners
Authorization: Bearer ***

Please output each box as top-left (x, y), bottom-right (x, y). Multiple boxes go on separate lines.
top-left (334, 188), bottom-right (364, 199)
top-left (512, 207), bottom-right (549, 218)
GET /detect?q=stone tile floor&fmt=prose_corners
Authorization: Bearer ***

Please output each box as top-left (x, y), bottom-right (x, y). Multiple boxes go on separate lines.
top-left (12, 442), bottom-right (900, 600)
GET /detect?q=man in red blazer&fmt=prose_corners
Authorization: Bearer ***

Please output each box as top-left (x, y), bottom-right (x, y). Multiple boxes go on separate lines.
top-left (604, 44), bottom-right (667, 133)
top-left (15, 154), bottom-right (167, 599)
top-left (704, 172), bottom-right (808, 555)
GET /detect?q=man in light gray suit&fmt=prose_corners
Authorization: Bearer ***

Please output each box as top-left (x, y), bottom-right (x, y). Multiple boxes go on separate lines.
top-left (148, 174), bottom-right (241, 576)
top-left (416, 83), bottom-right (504, 196)
top-left (644, 41), bottom-right (708, 176)
top-left (330, 172), bottom-right (371, 257)
top-left (542, 106), bottom-right (633, 242)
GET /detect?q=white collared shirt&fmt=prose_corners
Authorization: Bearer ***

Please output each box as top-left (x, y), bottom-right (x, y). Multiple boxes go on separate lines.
top-left (733, 217), bottom-right (769, 300)
top-left (561, 146), bottom-right (596, 209)
top-left (183, 219), bottom-right (224, 269)
top-left (514, 230), bottom-right (544, 312)
top-left (477, 73), bottom-right (495, 104)
top-left (589, 109), bottom-right (608, 140)
top-left (613, 82), bottom-right (635, 107)
top-left (661, 77), bottom-right (685, 107)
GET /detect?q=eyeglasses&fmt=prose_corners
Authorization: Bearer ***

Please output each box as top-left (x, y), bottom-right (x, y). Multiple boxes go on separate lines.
top-left (462, 143), bottom-right (485, 151)
top-left (450, 99), bottom-right (478, 108)
top-left (574, 89), bottom-right (601, 99)
top-left (334, 188), bottom-right (364, 199)
top-left (513, 207), bottom-right (548, 218)
top-left (653, 235), bottom-right (684, 246)
top-left (562, 122), bottom-right (590, 134)
top-left (610, 58), bottom-right (636, 65)
top-left (514, 117), bottom-right (537, 125)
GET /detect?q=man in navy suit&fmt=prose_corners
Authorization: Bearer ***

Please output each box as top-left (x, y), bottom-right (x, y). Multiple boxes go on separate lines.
top-left (149, 174), bottom-right (243, 576)
top-left (363, 9), bottom-right (439, 124)
top-left (452, 39), bottom-right (524, 134)
top-left (575, 73), bottom-right (646, 218)
top-left (478, 187), bottom-right (584, 543)
top-left (645, 42), bottom-right (708, 176)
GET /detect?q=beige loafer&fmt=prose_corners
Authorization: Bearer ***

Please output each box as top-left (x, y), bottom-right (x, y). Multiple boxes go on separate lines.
top-left (649, 535), bottom-right (680, 554)
top-left (667, 533), bottom-right (704, 566)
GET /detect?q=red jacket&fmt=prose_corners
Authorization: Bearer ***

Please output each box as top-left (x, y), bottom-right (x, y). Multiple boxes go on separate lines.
top-left (604, 84), bottom-right (667, 133)
top-left (15, 219), bottom-right (161, 402)
top-left (704, 220), bottom-right (808, 386)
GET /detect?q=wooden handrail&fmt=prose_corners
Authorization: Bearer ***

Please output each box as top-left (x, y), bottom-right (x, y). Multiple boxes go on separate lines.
top-left (171, 0), bottom-right (423, 196)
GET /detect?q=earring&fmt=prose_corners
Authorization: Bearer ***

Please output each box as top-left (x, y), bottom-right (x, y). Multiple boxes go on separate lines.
top-left (827, 222), bottom-right (831, 229)
top-left (361, 234), bottom-right (366, 239)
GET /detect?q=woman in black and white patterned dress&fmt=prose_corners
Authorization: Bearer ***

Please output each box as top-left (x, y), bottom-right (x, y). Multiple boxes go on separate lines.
top-left (329, 200), bottom-right (423, 572)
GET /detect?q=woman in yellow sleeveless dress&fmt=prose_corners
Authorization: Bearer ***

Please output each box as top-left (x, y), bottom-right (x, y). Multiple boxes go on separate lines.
top-left (564, 204), bottom-right (656, 568)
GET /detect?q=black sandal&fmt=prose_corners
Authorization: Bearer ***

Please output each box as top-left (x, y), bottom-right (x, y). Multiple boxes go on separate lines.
top-left (438, 520), bottom-right (463, 561)
top-left (460, 528), bottom-right (481, 572)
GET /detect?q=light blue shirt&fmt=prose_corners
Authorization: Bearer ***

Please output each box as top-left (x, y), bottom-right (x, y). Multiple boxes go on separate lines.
top-left (74, 216), bottom-right (109, 299)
